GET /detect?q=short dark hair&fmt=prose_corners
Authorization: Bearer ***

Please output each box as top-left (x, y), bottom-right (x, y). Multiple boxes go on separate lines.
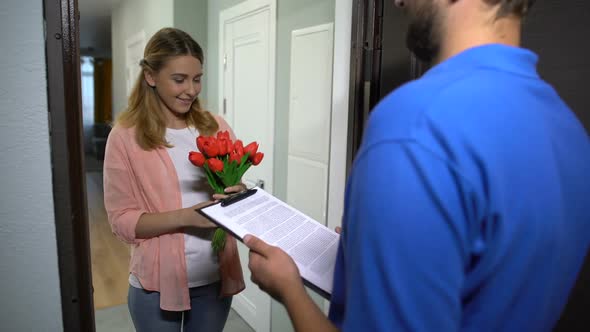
top-left (484, 0), bottom-right (536, 17)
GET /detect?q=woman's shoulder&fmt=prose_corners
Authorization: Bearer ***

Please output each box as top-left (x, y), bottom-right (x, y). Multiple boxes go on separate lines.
top-left (211, 113), bottom-right (231, 131)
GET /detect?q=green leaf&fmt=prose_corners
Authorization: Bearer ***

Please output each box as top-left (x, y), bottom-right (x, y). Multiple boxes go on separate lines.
top-left (220, 159), bottom-right (231, 187)
top-left (237, 163), bottom-right (251, 181)
top-left (204, 163), bottom-right (225, 194)
top-left (229, 160), bottom-right (238, 185)
top-left (204, 155), bottom-right (252, 253)
top-left (240, 154), bottom-right (250, 167)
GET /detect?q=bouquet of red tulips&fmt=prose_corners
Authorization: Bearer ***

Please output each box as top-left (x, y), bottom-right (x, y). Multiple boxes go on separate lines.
top-left (188, 130), bottom-right (264, 253)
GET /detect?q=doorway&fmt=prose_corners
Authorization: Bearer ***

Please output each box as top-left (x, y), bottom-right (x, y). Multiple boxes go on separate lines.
top-left (219, 1), bottom-right (277, 330)
top-left (44, 0), bottom-right (94, 330)
top-left (47, 0), bottom-right (348, 331)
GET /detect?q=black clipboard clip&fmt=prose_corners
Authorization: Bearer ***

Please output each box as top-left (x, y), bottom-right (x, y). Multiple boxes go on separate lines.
top-left (220, 188), bottom-right (257, 207)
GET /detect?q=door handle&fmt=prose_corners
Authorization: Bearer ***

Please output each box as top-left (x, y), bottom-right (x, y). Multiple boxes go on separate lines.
top-left (243, 179), bottom-right (265, 190)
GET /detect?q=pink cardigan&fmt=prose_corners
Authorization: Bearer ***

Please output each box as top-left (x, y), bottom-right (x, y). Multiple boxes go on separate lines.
top-left (103, 115), bottom-right (244, 311)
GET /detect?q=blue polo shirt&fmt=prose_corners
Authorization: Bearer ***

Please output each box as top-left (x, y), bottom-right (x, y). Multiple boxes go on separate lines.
top-left (328, 44), bottom-right (590, 331)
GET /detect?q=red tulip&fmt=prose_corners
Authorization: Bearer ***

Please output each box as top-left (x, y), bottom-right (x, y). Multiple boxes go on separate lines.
top-left (229, 151), bottom-right (241, 164)
top-left (217, 130), bottom-right (231, 141)
top-left (217, 138), bottom-right (228, 156)
top-left (244, 142), bottom-right (259, 159)
top-left (234, 140), bottom-right (244, 155)
top-left (226, 139), bottom-right (233, 155)
top-left (251, 152), bottom-right (264, 166)
top-left (196, 136), bottom-right (206, 153)
top-left (202, 137), bottom-right (219, 157)
top-left (207, 158), bottom-right (224, 172)
top-left (188, 151), bottom-right (206, 167)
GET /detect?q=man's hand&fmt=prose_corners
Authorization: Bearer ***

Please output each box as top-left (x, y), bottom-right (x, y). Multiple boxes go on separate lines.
top-left (244, 235), bottom-right (305, 303)
top-left (245, 235), bottom-right (339, 332)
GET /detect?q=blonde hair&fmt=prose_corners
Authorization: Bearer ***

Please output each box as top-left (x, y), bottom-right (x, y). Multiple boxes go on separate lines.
top-left (117, 27), bottom-right (218, 150)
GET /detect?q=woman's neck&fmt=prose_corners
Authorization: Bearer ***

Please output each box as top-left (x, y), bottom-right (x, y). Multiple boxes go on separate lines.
top-left (166, 116), bottom-right (187, 129)
top-left (160, 101), bottom-right (187, 129)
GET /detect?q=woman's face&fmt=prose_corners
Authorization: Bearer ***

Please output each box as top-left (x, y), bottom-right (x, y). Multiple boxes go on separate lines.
top-left (145, 55), bottom-right (203, 118)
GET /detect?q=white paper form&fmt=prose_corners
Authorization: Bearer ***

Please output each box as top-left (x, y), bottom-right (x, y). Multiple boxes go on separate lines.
top-left (198, 187), bottom-right (339, 298)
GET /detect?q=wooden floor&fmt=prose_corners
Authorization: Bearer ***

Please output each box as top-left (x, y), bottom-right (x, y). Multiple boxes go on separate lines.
top-left (86, 171), bottom-right (131, 310)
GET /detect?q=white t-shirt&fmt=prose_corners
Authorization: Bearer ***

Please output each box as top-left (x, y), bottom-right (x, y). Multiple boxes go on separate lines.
top-left (129, 127), bottom-right (219, 289)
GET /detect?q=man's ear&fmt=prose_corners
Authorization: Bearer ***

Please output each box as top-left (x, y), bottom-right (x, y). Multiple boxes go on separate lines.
top-left (144, 70), bottom-right (156, 88)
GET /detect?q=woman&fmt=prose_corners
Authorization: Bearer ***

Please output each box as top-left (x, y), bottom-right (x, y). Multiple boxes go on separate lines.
top-left (103, 27), bottom-right (245, 331)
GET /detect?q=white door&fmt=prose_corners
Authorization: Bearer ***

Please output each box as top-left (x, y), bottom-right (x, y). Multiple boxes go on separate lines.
top-left (219, 1), bottom-right (276, 331)
top-left (286, 23), bottom-right (334, 226)
top-left (125, 30), bottom-right (146, 97)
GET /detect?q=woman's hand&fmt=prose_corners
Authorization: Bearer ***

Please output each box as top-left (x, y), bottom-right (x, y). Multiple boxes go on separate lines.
top-left (135, 200), bottom-right (216, 239)
top-left (212, 183), bottom-right (248, 201)
top-left (184, 200), bottom-right (218, 228)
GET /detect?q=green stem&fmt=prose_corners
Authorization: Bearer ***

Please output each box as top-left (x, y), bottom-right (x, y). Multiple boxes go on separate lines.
top-left (203, 163), bottom-right (227, 254)
top-left (212, 229), bottom-right (227, 253)
top-left (205, 156), bottom-right (255, 254)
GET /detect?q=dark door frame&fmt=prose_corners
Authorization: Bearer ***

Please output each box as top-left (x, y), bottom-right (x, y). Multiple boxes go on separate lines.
top-left (347, 0), bottom-right (426, 175)
top-left (44, 0), bottom-right (95, 330)
top-left (346, 0), bottom-right (381, 176)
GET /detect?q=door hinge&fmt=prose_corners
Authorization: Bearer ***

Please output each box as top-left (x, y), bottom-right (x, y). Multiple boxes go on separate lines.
top-left (223, 98), bottom-right (227, 115)
top-left (223, 53), bottom-right (227, 70)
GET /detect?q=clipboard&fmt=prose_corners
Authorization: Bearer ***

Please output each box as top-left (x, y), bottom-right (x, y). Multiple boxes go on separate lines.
top-left (196, 187), bottom-right (338, 299)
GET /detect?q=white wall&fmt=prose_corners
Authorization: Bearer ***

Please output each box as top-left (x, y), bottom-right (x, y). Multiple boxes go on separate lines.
top-left (111, 0), bottom-right (174, 119)
top-left (0, 1), bottom-right (63, 330)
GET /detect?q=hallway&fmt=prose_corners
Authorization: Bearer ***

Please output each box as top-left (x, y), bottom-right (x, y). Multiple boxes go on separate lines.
top-left (87, 168), bottom-right (130, 310)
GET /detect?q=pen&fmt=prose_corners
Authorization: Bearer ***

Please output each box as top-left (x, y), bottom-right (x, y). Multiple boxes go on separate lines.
top-left (220, 188), bottom-right (257, 207)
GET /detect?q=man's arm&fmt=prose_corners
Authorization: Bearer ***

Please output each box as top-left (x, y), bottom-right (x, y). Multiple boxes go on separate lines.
top-left (244, 235), bottom-right (338, 332)
top-left (335, 140), bottom-right (469, 331)
top-left (244, 139), bottom-right (471, 331)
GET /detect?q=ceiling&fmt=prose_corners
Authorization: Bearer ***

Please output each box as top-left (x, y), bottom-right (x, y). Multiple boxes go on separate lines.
top-left (78, 0), bottom-right (122, 57)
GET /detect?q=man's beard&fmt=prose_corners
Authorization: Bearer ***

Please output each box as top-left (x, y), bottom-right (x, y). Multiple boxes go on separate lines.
top-left (405, 2), bottom-right (440, 63)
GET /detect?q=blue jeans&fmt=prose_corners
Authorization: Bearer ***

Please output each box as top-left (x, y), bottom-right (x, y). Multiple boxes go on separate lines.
top-left (128, 282), bottom-right (232, 332)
